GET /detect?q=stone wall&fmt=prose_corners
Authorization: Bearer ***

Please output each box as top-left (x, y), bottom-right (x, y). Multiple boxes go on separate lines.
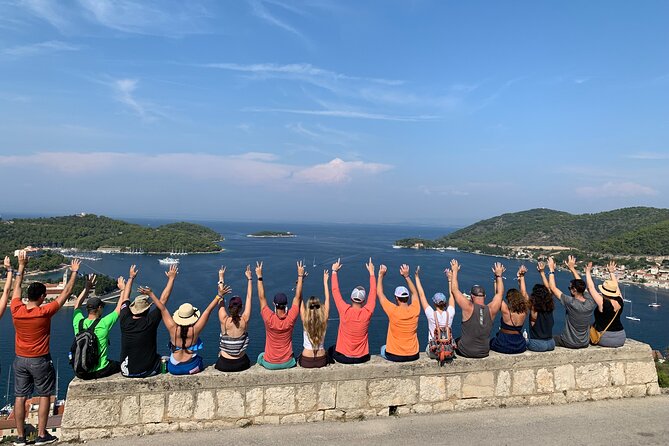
top-left (61, 340), bottom-right (660, 441)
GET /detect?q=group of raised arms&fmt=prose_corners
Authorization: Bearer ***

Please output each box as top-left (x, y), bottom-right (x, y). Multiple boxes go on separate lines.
top-left (0, 250), bottom-right (626, 445)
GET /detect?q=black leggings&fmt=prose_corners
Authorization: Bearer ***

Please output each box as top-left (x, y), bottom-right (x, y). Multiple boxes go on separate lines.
top-left (215, 354), bottom-right (251, 372)
top-left (77, 360), bottom-right (121, 380)
top-left (327, 346), bottom-right (370, 364)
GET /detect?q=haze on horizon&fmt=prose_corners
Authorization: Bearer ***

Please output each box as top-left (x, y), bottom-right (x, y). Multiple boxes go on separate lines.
top-left (0, 0), bottom-right (667, 225)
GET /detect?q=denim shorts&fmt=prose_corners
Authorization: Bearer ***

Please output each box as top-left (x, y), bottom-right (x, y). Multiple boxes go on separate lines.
top-left (14, 355), bottom-right (56, 398)
top-left (526, 338), bottom-right (556, 352)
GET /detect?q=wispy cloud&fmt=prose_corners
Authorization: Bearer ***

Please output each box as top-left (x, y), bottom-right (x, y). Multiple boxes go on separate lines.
top-left (248, 0), bottom-right (307, 41)
top-left (286, 122), bottom-right (360, 146)
top-left (20, 0), bottom-right (70, 32)
top-left (2, 40), bottom-right (81, 57)
top-left (246, 107), bottom-right (439, 122)
top-left (575, 181), bottom-right (657, 198)
top-left (626, 152), bottom-right (669, 160)
top-left (0, 151), bottom-right (392, 185)
top-left (111, 78), bottom-right (168, 121)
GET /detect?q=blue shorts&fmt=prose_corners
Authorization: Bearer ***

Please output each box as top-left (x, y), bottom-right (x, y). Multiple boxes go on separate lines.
top-left (490, 332), bottom-right (527, 354)
top-left (167, 354), bottom-right (204, 375)
top-left (527, 338), bottom-right (556, 352)
top-left (257, 353), bottom-right (296, 370)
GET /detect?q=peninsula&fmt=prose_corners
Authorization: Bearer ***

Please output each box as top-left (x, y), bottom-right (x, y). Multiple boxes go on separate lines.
top-left (247, 231), bottom-right (295, 238)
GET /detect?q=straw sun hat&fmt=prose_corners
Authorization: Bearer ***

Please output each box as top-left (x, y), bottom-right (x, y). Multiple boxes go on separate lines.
top-left (598, 279), bottom-right (621, 298)
top-left (173, 303), bottom-right (201, 326)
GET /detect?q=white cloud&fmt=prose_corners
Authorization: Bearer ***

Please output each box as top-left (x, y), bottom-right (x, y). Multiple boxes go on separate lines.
top-left (248, 0), bottom-right (307, 41)
top-left (111, 78), bottom-right (168, 121)
top-left (575, 181), bottom-right (657, 198)
top-left (2, 40), bottom-right (81, 57)
top-left (286, 122), bottom-right (359, 146)
top-left (0, 152), bottom-right (391, 185)
top-left (20, 0), bottom-right (70, 32)
top-left (246, 107), bottom-right (439, 122)
top-left (626, 152), bottom-right (669, 160)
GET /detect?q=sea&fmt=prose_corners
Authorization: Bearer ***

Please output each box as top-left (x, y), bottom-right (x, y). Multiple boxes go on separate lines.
top-left (0, 220), bottom-right (667, 401)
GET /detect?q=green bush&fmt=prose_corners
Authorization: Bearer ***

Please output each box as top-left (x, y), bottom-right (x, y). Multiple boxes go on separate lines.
top-left (656, 361), bottom-right (669, 388)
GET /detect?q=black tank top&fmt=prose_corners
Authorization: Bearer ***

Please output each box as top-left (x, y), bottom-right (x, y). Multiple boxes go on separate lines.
top-left (594, 297), bottom-right (624, 332)
top-left (530, 311), bottom-right (554, 340)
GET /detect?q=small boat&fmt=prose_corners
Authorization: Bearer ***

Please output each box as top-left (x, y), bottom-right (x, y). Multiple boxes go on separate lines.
top-left (159, 257), bottom-right (180, 265)
top-left (649, 290), bottom-right (661, 308)
top-left (625, 300), bottom-right (640, 321)
top-left (621, 287), bottom-right (631, 303)
top-left (392, 245), bottom-right (403, 249)
top-left (312, 257), bottom-right (316, 268)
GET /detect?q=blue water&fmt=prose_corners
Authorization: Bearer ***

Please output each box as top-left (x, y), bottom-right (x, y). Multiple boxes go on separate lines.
top-left (0, 221), bottom-right (667, 400)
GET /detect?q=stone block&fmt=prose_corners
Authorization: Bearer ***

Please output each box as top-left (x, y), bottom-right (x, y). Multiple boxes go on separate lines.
top-left (528, 395), bottom-right (551, 406)
top-left (501, 396), bottom-right (529, 407)
top-left (296, 384), bottom-right (318, 412)
top-left (369, 378), bottom-right (418, 407)
top-left (336, 380), bottom-right (368, 409)
top-left (419, 376), bottom-right (446, 402)
top-left (178, 421), bottom-right (202, 432)
top-left (575, 363), bottom-right (609, 389)
top-left (495, 370), bottom-right (511, 397)
top-left (318, 382), bottom-right (336, 410)
top-left (254, 415), bottom-right (280, 425)
top-left (626, 362), bottom-right (658, 385)
top-left (194, 391), bottom-right (216, 420)
top-left (446, 375), bottom-right (462, 398)
top-left (264, 387), bottom-right (296, 415)
top-left (553, 365), bottom-right (575, 391)
top-left (111, 426), bottom-right (143, 438)
top-left (245, 387), bottom-right (264, 417)
top-left (377, 407), bottom-right (390, 416)
top-left (217, 389), bottom-right (245, 418)
top-left (550, 393), bottom-right (567, 405)
top-left (120, 395), bottom-right (140, 426)
top-left (201, 420), bottom-right (235, 430)
top-left (454, 399), bottom-right (484, 411)
top-left (167, 392), bottom-right (194, 419)
top-left (590, 387), bottom-right (622, 401)
top-left (236, 418), bottom-right (252, 428)
top-left (433, 401), bottom-right (455, 412)
top-left (536, 368), bottom-right (554, 394)
top-left (411, 403), bottom-right (433, 414)
top-left (609, 362), bottom-right (626, 386)
top-left (63, 398), bottom-right (121, 428)
top-left (513, 370), bottom-right (535, 396)
top-left (622, 385), bottom-right (647, 398)
top-left (281, 413), bottom-right (307, 424)
top-left (79, 428), bottom-right (111, 441)
top-left (396, 406), bottom-right (411, 415)
top-left (564, 390), bottom-right (589, 403)
top-left (345, 409), bottom-right (377, 420)
top-left (140, 394), bottom-right (165, 423)
top-left (462, 372), bottom-right (494, 398)
top-left (60, 430), bottom-right (79, 442)
top-left (324, 409), bottom-right (345, 421)
top-left (143, 423), bottom-right (173, 435)
top-left (646, 382), bottom-right (661, 396)
top-left (306, 411), bottom-right (324, 422)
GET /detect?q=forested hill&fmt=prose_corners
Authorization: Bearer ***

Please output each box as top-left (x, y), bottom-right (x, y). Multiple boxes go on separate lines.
top-left (397, 207), bottom-right (669, 256)
top-left (438, 207), bottom-right (669, 256)
top-left (0, 215), bottom-right (223, 255)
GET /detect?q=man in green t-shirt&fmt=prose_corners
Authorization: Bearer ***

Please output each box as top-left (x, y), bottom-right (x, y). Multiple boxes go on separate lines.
top-left (71, 274), bottom-right (123, 380)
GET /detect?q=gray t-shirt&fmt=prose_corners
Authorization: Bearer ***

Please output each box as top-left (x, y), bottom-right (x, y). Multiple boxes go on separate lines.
top-left (557, 292), bottom-right (596, 348)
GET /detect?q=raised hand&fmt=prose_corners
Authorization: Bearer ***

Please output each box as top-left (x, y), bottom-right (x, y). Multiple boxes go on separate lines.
top-left (85, 274), bottom-right (97, 290)
top-left (218, 266), bottom-right (226, 282)
top-left (166, 264), bottom-right (178, 279)
top-left (564, 255), bottom-right (577, 270)
top-left (297, 260), bottom-right (306, 278)
top-left (323, 269), bottom-right (329, 283)
top-left (365, 257), bottom-right (374, 275)
top-left (218, 283), bottom-right (232, 296)
top-left (517, 265), bottom-right (528, 278)
top-left (537, 261), bottom-right (546, 272)
top-left (245, 265), bottom-right (252, 280)
top-left (379, 264), bottom-right (388, 277)
top-left (70, 258), bottom-right (81, 273)
top-left (444, 268), bottom-right (453, 281)
top-left (18, 250), bottom-right (28, 267)
top-left (3, 256), bottom-right (10, 270)
top-left (137, 286), bottom-right (152, 296)
top-left (332, 258), bottom-right (342, 272)
top-left (547, 257), bottom-right (556, 272)
top-left (585, 262), bottom-right (593, 275)
top-left (399, 264), bottom-right (410, 278)
top-left (117, 276), bottom-right (126, 291)
top-left (607, 261), bottom-right (617, 274)
top-left (450, 259), bottom-right (461, 274)
top-left (492, 262), bottom-right (506, 277)
top-left (129, 265), bottom-right (138, 279)
top-left (415, 265), bottom-right (421, 277)
top-left (255, 261), bottom-right (263, 278)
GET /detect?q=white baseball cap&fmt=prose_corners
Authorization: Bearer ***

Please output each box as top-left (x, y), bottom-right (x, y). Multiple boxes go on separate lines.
top-left (394, 286), bottom-right (410, 298)
top-left (351, 286), bottom-right (366, 303)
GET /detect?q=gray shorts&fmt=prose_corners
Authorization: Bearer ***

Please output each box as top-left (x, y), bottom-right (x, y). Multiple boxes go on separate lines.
top-left (14, 355), bottom-right (56, 398)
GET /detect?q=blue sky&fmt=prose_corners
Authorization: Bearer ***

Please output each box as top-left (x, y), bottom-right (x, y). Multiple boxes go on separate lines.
top-left (0, 0), bottom-right (668, 225)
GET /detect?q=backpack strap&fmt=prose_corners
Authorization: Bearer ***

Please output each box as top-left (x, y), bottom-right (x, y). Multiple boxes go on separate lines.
top-left (88, 317), bottom-right (102, 333)
top-left (78, 318), bottom-right (85, 333)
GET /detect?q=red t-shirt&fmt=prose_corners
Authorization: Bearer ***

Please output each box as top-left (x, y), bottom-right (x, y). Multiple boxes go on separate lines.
top-left (332, 273), bottom-right (376, 358)
top-left (261, 305), bottom-right (299, 364)
top-left (11, 299), bottom-right (60, 357)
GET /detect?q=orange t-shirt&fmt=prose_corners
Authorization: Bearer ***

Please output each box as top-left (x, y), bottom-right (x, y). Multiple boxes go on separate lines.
top-left (261, 304), bottom-right (299, 364)
top-left (332, 273), bottom-right (376, 358)
top-left (379, 295), bottom-right (420, 356)
top-left (11, 298), bottom-right (60, 357)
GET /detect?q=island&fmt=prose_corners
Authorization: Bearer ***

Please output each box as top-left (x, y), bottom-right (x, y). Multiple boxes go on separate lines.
top-left (0, 214), bottom-right (224, 272)
top-left (396, 207), bottom-right (669, 289)
top-left (247, 231), bottom-right (296, 238)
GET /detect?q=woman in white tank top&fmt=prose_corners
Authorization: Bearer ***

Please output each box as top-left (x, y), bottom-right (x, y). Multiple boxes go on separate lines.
top-left (415, 266), bottom-right (455, 347)
top-left (298, 270), bottom-right (331, 368)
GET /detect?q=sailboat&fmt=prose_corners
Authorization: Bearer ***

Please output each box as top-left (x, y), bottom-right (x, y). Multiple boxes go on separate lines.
top-left (649, 289), bottom-right (661, 308)
top-left (622, 286), bottom-right (631, 303)
top-left (312, 257), bottom-right (316, 268)
top-left (625, 300), bottom-right (641, 321)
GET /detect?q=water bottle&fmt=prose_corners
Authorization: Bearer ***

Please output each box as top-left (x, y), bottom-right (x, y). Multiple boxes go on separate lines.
top-left (523, 330), bottom-right (528, 341)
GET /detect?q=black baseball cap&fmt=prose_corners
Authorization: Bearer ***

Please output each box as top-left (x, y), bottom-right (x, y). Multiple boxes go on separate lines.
top-left (470, 285), bottom-right (486, 297)
top-left (86, 297), bottom-right (105, 309)
top-left (273, 293), bottom-right (288, 306)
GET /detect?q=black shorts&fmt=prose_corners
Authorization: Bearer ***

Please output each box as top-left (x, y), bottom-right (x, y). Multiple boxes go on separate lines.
top-left (215, 354), bottom-right (251, 373)
top-left (327, 345), bottom-right (370, 364)
top-left (14, 355), bottom-right (56, 398)
top-left (76, 360), bottom-right (121, 380)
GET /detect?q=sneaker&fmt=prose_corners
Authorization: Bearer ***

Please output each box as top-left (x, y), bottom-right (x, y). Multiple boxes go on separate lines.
top-left (13, 437), bottom-right (26, 446)
top-left (34, 433), bottom-right (58, 445)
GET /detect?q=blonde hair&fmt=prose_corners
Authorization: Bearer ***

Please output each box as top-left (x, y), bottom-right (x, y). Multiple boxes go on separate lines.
top-left (304, 296), bottom-right (327, 355)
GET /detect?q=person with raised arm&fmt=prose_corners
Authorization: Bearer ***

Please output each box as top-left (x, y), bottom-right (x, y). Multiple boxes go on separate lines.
top-left (490, 265), bottom-right (530, 354)
top-left (520, 262), bottom-right (556, 352)
top-left (71, 272), bottom-right (123, 379)
top-left (450, 259), bottom-right (505, 359)
top-left (548, 255), bottom-right (596, 349)
top-left (327, 258), bottom-right (377, 364)
top-left (378, 264), bottom-right (421, 362)
top-left (144, 280), bottom-right (228, 375)
top-left (415, 266), bottom-right (455, 359)
top-left (119, 264), bottom-right (176, 378)
top-left (0, 256), bottom-right (14, 322)
top-left (215, 266), bottom-right (253, 372)
top-left (11, 251), bottom-right (80, 446)
top-left (298, 269), bottom-right (331, 368)
top-left (256, 261), bottom-right (304, 370)
top-left (585, 261), bottom-right (626, 347)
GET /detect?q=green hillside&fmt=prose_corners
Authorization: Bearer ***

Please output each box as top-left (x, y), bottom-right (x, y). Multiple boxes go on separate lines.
top-left (397, 207), bottom-right (669, 256)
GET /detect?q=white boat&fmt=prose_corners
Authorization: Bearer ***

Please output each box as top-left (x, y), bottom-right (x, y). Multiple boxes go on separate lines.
top-left (159, 257), bottom-right (180, 265)
top-left (625, 300), bottom-right (640, 321)
top-left (312, 257), bottom-right (316, 268)
top-left (649, 290), bottom-right (661, 308)
top-left (621, 288), bottom-right (631, 303)
top-left (392, 245), bottom-right (403, 249)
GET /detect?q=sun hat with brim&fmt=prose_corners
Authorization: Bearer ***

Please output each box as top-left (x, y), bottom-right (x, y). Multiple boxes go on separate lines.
top-left (173, 303), bottom-right (201, 326)
top-left (129, 296), bottom-right (152, 315)
top-left (598, 280), bottom-right (621, 298)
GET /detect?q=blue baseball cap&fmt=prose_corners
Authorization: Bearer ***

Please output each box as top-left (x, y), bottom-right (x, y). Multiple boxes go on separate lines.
top-left (273, 293), bottom-right (288, 306)
top-left (432, 292), bottom-right (447, 304)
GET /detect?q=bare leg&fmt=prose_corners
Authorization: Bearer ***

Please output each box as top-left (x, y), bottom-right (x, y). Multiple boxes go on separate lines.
top-left (14, 397), bottom-right (26, 438)
top-left (37, 396), bottom-right (51, 437)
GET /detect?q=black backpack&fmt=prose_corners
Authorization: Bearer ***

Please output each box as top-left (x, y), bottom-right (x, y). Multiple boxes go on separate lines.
top-left (69, 318), bottom-right (101, 376)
